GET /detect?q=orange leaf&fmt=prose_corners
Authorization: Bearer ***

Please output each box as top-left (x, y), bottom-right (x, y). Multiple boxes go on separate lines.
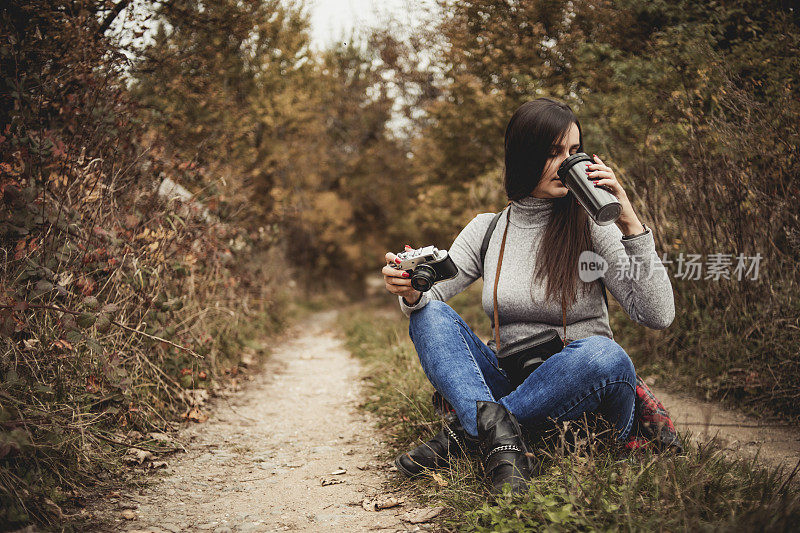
top-left (184, 406), bottom-right (208, 423)
top-left (86, 375), bottom-right (101, 393)
top-left (53, 339), bottom-right (73, 351)
top-left (75, 275), bottom-right (97, 296)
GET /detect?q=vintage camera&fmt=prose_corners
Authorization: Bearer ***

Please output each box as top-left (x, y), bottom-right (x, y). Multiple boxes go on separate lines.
top-left (393, 246), bottom-right (459, 292)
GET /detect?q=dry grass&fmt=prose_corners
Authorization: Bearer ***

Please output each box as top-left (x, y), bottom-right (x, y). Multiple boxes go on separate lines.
top-left (344, 298), bottom-right (800, 532)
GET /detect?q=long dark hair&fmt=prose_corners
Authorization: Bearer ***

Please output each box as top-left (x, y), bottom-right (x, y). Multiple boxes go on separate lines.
top-left (503, 97), bottom-right (593, 309)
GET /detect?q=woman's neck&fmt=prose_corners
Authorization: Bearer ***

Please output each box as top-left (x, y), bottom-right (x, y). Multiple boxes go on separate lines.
top-left (509, 195), bottom-right (555, 228)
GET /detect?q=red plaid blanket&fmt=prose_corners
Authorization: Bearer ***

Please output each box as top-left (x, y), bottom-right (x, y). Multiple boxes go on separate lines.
top-left (624, 375), bottom-right (682, 452)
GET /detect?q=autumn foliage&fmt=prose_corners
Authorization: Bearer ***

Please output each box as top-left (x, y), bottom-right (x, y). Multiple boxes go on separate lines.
top-left (383, 0), bottom-right (800, 419)
top-left (0, 0), bottom-right (284, 526)
top-left (1, 0), bottom-right (799, 529)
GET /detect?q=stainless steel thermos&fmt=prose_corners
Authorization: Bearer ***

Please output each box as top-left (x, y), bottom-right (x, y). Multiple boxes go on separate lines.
top-left (557, 153), bottom-right (622, 226)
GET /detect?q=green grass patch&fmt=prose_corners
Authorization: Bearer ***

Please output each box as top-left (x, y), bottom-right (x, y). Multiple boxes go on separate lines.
top-left (344, 300), bottom-right (800, 531)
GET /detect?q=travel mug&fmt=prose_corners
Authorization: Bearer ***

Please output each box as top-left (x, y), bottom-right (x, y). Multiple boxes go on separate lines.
top-left (557, 153), bottom-right (622, 226)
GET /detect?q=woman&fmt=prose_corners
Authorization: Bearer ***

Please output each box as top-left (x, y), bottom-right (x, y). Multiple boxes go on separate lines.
top-left (381, 97), bottom-right (675, 494)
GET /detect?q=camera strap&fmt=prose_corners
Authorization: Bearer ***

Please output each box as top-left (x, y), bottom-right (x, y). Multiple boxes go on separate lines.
top-left (492, 208), bottom-right (511, 354)
top-left (492, 204), bottom-right (570, 353)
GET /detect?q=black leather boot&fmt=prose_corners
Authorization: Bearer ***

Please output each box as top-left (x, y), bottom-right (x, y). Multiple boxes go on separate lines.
top-left (476, 400), bottom-right (533, 495)
top-left (395, 412), bottom-right (478, 478)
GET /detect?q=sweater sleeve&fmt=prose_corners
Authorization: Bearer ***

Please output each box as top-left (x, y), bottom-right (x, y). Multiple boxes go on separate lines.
top-left (591, 222), bottom-right (675, 330)
top-left (398, 213), bottom-right (494, 317)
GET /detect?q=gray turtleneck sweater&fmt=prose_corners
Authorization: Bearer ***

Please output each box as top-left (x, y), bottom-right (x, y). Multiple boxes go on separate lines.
top-left (399, 196), bottom-right (675, 349)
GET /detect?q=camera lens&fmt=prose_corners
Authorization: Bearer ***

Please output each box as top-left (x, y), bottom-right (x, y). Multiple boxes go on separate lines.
top-left (411, 265), bottom-right (437, 292)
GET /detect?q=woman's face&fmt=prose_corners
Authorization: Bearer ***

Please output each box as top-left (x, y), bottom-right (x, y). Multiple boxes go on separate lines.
top-left (530, 122), bottom-right (580, 199)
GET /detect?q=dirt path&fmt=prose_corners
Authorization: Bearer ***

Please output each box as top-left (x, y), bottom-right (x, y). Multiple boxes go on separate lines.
top-left (650, 386), bottom-right (800, 471)
top-left (94, 311), bottom-right (421, 533)
top-left (91, 310), bottom-right (799, 532)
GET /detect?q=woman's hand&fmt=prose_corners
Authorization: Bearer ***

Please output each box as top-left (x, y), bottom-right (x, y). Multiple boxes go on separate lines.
top-left (586, 154), bottom-right (646, 236)
top-left (383, 247), bottom-right (422, 305)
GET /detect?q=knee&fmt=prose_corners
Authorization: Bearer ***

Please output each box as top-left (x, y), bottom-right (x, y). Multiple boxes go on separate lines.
top-left (409, 301), bottom-right (459, 341)
top-left (575, 336), bottom-right (635, 382)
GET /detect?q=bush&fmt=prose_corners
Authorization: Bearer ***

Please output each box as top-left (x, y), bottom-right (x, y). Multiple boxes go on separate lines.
top-left (0, 1), bottom-right (284, 527)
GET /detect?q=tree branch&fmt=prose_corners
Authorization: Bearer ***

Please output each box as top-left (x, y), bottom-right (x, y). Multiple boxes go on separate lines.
top-left (0, 303), bottom-right (204, 359)
top-left (99, 0), bottom-right (131, 35)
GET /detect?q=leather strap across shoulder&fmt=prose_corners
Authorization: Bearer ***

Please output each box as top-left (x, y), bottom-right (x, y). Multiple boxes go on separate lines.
top-left (482, 203), bottom-right (611, 353)
top-left (490, 203), bottom-right (568, 352)
top-left (492, 207), bottom-right (512, 353)
top-left (479, 208), bottom-right (507, 277)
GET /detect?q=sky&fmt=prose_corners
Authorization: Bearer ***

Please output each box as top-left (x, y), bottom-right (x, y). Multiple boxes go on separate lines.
top-left (306, 0), bottom-right (439, 51)
top-left (112, 0), bottom-right (440, 57)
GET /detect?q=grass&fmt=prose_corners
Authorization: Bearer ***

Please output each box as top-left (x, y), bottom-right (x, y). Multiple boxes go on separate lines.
top-left (0, 302), bottom-right (289, 530)
top-left (343, 295), bottom-right (800, 532)
top-left (611, 283), bottom-right (800, 422)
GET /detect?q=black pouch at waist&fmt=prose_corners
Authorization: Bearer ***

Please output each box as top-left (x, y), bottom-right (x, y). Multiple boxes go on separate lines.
top-left (497, 329), bottom-right (564, 389)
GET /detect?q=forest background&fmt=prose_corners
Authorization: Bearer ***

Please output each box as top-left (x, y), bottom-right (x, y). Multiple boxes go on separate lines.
top-left (1, 0), bottom-right (798, 528)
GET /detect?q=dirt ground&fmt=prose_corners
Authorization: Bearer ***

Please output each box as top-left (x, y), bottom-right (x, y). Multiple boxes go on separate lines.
top-left (92, 311), bottom-right (424, 532)
top-left (648, 387), bottom-right (800, 471)
top-left (89, 310), bottom-right (799, 532)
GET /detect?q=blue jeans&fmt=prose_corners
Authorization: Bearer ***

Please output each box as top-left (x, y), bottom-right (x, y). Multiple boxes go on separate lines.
top-left (409, 301), bottom-right (637, 441)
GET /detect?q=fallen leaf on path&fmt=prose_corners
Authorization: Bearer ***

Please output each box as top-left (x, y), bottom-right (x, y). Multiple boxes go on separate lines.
top-left (23, 339), bottom-right (40, 350)
top-left (116, 500), bottom-right (138, 510)
top-left (150, 461), bottom-right (168, 469)
top-left (400, 506), bottom-right (445, 524)
top-left (123, 448), bottom-right (153, 465)
top-left (120, 509), bottom-right (137, 520)
top-left (183, 406), bottom-right (208, 423)
top-left (431, 472), bottom-right (448, 486)
top-left (320, 477), bottom-right (345, 486)
top-left (362, 495), bottom-right (404, 511)
top-left (43, 498), bottom-right (64, 520)
top-left (147, 432), bottom-right (172, 443)
top-left (182, 388), bottom-right (209, 406)
top-left (240, 350), bottom-right (256, 367)
top-left (329, 468), bottom-right (346, 475)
